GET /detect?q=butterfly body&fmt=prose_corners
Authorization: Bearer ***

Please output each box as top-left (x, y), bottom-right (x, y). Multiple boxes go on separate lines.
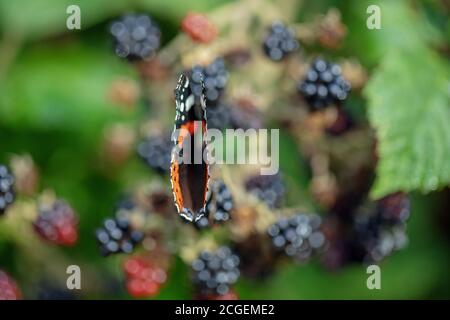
top-left (170, 74), bottom-right (209, 222)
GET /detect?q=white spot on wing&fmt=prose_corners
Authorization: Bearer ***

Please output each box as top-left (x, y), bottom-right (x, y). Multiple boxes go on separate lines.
top-left (185, 94), bottom-right (195, 111)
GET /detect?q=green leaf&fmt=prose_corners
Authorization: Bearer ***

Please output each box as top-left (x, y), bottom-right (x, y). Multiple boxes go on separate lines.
top-left (0, 0), bottom-right (229, 40)
top-left (364, 46), bottom-right (450, 198)
top-left (0, 42), bottom-right (137, 133)
top-left (341, 0), bottom-right (442, 67)
top-left (0, 0), bottom-right (131, 39)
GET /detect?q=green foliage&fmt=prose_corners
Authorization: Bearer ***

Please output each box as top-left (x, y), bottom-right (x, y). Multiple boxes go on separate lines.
top-left (365, 47), bottom-right (450, 198)
top-left (0, 0), bottom-right (230, 40)
top-left (361, 1), bottom-right (450, 198)
top-left (0, 43), bottom-right (136, 132)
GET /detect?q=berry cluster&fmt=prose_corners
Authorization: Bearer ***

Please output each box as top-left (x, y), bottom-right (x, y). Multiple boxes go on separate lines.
top-left (123, 256), bottom-right (167, 298)
top-left (263, 21), bottom-right (299, 61)
top-left (353, 193), bottom-right (410, 263)
top-left (188, 58), bottom-right (228, 106)
top-left (268, 213), bottom-right (326, 262)
top-left (110, 14), bottom-right (161, 61)
top-left (206, 103), bottom-right (232, 131)
top-left (33, 200), bottom-right (78, 246)
top-left (196, 180), bottom-right (233, 228)
top-left (192, 247), bottom-right (240, 296)
top-left (0, 270), bottom-right (21, 300)
top-left (95, 216), bottom-right (143, 256)
top-left (0, 165), bottom-right (15, 216)
top-left (137, 133), bottom-right (172, 173)
top-left (245, 173), bottom-right (285, 209)
top-left (297, 58), bottom-right (350, 110)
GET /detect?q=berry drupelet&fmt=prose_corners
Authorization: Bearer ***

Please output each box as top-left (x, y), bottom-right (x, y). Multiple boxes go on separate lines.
top-left (195, 180), bottom-right (234, 229)
top-left (263, 21), bottom-right (299, 61)
top-left (188, 58), bottom-right (228, 106)
top-left (33, 200), bottom-right (78, 246)
top-left (268, 213), bottom-right (326, 262)
top-left (245, 173), bottom-right (285, 209)
top-left (353, 193), bottom-right (410, 263)
top-left (0, 270), bottom-right (21, 300)
top-left (0, 165), bottom-right (15, 216)
top-left (110, 14), bottom-right (161, 61)
top-left (298, 58), bottom-right (351, 111)
top-left (137, 133), bottom-right (172, 174)
top-left (191, 246), bottom-right (240, 296)
top-left (95, 216), bottom-right (143, 256)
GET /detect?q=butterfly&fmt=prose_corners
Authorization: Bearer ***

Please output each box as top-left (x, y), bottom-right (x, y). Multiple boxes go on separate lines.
top-left (170, 73), bottom-right (209, 222)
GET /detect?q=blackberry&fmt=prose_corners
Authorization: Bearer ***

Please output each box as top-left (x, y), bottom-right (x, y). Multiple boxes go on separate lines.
top-left (0, 270), bottom-right (21, 300)
top-left (268, 213), bottom-right (326, 262)
top-left (195, 180), bottom-right (233, 229)
top-left (95, 216), bottom-right (143, 256)
top-left (206, 103), bottom-right (232, 131)
top-left (181, 12), bottom-right (217, 44)
top-left (353, 193), bottom-right (410, 263)
top-left (191, 246), bottom-right (240, 296)
top-left (137, 133), bottom-right (172, 173)
top-left (377, 192), bottom-right (410, 223)
top-left (230, 100), bottom-right (264, 130)
top-left (0, 165), bottom-right (15, 215)
top-left (188, 58), bottom-right (228, 106)
top-left (123, 255), bottom-right (167, 298)
top-left (33, 200), bottom-right (78, 246)
top-left (110, 14), bottom-right (161, 61)
top-left (297, 58), bottom-right (351, 110)
top-left (245, 173), bottom-right (285, 209)
top-left (263, 21), bottom-right (299, 61)
top-left (234, 233), bottom-right (276, 279)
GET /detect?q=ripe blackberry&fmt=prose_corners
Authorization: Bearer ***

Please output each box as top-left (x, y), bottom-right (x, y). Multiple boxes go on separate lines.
top-left (0, 165), bottom-right (15, 216)
top-left (123, 255), bottom-right (167, 298)
top-left (137, 133), bottom-right (172, 174)
top-left (191, 246), bottom-right (240, 296)
top-left (245, 173), bottom-right (285, 209)
top-left (353, 193), bottom-right (410, 263)
top-left (33, 200), bottom-right (78, 246)
top-left (188, 58), bottom-right (228, 106)
top-left (297, 58), bottom-right (351, 110)
top-left (110, 14), bottom-right (161, 61)
top-left (95, 216), bottom-right (143, 256)
top-left (230, 99), bottom-right (264, 130)
top-left (263, 21), bottom-right (299, 61)
top-left (206, 103), bottom-right (232, 131)
top-left (267, 213), bottom-right (326, 262)
top-left (195, 180), bottom-right (233, 229)
top-left (234, 233), bottom-right (276, 279)
top-left (0, 270), bottom-right (21, 300)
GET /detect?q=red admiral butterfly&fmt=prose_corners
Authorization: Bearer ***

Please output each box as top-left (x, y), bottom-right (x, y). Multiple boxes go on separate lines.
top-left (170, 74), bottom-right (209, 222)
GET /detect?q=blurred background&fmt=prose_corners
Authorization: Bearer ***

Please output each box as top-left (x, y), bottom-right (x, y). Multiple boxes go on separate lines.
top-left (0, 0), bottom-right (449, 299)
